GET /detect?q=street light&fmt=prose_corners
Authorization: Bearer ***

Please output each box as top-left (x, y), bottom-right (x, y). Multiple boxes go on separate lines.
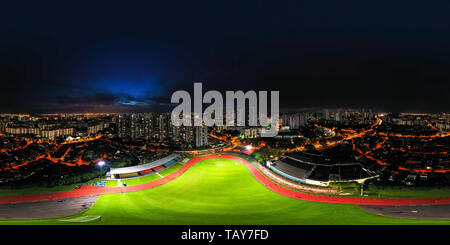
top-left (245, 145), bottom-right (252, 151)
top-left (98, 161), bottom-right (105, 177)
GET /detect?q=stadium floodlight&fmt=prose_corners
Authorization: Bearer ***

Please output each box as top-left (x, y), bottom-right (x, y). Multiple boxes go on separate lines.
top-left (98, 160), bottom-right (106, 177)
top-left (245, 145), bottom-right (252, 151)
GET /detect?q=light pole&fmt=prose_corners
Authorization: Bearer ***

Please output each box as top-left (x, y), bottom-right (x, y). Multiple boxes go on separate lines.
top-left (98, 161), bottom-right (105, 178)
top-left (360, 181), bottom-right (364, 196)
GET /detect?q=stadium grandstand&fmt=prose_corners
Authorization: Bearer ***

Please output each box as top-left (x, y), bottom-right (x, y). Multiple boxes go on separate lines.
top-left (268, 152), bottom-right (375, 186)
top-left (109, 153), bottom-right (181, 179)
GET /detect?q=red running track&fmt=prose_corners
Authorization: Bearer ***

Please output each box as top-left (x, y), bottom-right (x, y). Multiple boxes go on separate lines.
top-left (1, 154), bottom-right (450, 206)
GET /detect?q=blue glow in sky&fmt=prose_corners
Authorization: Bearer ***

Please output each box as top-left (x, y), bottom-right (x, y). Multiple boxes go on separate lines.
top-left (92, 76), bottom-right (164, 99)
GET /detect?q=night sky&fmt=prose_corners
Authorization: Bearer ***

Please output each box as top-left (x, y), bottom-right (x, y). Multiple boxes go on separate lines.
top-left (1, 1), bottom-right (450, 113)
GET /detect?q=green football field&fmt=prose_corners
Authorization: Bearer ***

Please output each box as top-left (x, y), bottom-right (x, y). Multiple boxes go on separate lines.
top-left (1, 158), bottom-right (450, 225)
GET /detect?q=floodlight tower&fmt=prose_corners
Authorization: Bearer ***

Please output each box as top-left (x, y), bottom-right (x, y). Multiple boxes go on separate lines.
top-left (98, 160), bottom-right (105, 176)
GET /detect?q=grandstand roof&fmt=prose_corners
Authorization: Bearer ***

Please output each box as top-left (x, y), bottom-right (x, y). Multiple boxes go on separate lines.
top-left (273, 154), bottom-right (374, 182)
top-left (271, 158), bottom-right (311, 180)
top-left (110, 153), bottom-right (180, 175)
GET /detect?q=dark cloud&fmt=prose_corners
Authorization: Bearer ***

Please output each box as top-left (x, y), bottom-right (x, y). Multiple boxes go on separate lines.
top-left (0, 1), bottom-right (449, 113)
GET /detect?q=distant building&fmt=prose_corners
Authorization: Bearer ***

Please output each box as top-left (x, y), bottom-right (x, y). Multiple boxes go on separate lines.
top-left (5, 126), bottom-right (74, 140)
top-left (281, 113), bottom-right (306, 129)
top-left (243, 127), bottom-right (262, 138)
top-left (195, 126), bottom-right (208, 147)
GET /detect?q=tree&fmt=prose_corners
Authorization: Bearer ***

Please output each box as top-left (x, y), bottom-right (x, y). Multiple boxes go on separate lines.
top-left (254, 152), bottom-right (264, 163)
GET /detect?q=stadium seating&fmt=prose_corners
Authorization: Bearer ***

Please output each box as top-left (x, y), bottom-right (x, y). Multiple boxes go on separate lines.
top-left (307, 165), bottom-right (330, 181)
top-left (268, 165), bottom-right (308, 184)
top-left (162, 159), bottom-right (177, 168)
top-left (109, 153), bottom-right (180, 179)
top-left (152, 165), bottom-right (165, 171)
top-left (287, 152), bottom-right (327, 164)
top-left (139, 168), bottom-right (154, 175)
top-left (281, 157), bottom-right (315, 171)
top-left (117, 172), bottom-right (139, 178)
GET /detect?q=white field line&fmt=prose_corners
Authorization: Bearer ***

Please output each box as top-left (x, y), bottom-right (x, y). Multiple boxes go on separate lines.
top-left (59, 215), bottom-right (101, 223)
